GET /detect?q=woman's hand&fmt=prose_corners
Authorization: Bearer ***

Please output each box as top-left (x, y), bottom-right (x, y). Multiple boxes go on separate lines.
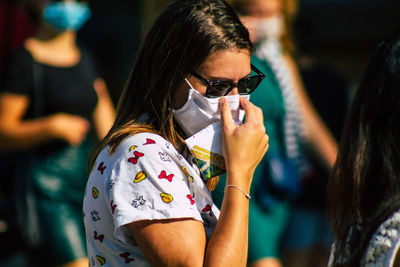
top-left (47, 113), bottom-right (90, 146)
top-left (220, 97), bottom-right (269, 190)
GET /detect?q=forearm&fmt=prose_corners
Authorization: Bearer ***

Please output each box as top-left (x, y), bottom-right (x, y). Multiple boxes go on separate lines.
top-left (205, 173), bottom-right (251, 267)
top-left (93, 78), bottom-right (115, 139)
top-left (0, 117), bottom-right (54, 151)
top-left (93, 100), bottom-right (115, 140)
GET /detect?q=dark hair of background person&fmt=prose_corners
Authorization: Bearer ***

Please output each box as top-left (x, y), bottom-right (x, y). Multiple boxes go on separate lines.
top-left (327, 30), bottom-right (400, 266)
top-left (88, 0), bottom-right (252, 189)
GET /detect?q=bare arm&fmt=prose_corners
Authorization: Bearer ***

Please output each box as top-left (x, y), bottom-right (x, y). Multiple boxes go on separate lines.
top-left (0, 93), bottom-right (90, 151)
top-left (92, 78), bottom-right (115, 140)
top-left (283, 54), bottom-right (338, 169)
top-left (128, 98), bottom-right (268, 266)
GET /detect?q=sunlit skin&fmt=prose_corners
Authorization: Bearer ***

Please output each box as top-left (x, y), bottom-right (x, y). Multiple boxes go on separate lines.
top-left (173, 48), bottom-right (251, 109)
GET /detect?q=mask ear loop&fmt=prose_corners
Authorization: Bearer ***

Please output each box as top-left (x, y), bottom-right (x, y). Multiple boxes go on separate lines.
top-left (185, 78), bottom-right (196, 90)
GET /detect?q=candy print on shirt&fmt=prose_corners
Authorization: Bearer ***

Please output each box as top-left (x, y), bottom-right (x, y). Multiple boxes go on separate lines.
top-left (160, 193), bottom-right (173, 203)
top-left (93, 231), bottom-right (104, 243)
top-left (98, 162), bottom-right (106, 174)
top-left (110, 200), bottom-right (117, 214)
top-left (131, 196), bottom-right (146, 208)
top-left (96, 255), bottom-right (106, 265)
top-left (90, 210), bottom-right (101, 221)
top-left (159, 151), bottom-right (172, 162)
top-left (128, 151), bottom-right (145, 164)
top-left (143, 138), bottom-right (155, 145)
top-left (181, 166), bottom-right (194, 183)
top-left (202, 204), bottom-right (213, 217)
top-left (92, 187), bottom-right (99, 199)
top-left (134, 171), bottom-right (147, 183)
top-left (119, 252), bottom-right (135, 263)
top-left (187, 194), bottom-right (195, 205)
top-left (158, 170), bottom-right (174, 182)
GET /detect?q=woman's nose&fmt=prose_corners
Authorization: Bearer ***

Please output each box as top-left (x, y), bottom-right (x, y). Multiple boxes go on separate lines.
top-left (227, 87), bottom-right (239, 96)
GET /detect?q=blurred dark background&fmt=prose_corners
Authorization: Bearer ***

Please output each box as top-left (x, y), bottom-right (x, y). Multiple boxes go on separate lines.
top-left (295, 0), bottom-right (400, 95)
top-left (0, 0), bottom-right (399, 265)
top-left (78, 0), bottom-right (400, 112)
top-left (78, 0), bottom-right (400, 105)
top-left (2, 0), bottom-right (400, 104)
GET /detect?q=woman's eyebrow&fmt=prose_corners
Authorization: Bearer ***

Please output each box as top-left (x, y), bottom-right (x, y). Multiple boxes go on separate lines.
top-left (206, 71), bottom-right (252, 81)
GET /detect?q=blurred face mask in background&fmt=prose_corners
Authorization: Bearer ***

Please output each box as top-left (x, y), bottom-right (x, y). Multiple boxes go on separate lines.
top-left (43, 2), bottom-right (91, 31)
top-left (253, 15), bottom-right (284, 42)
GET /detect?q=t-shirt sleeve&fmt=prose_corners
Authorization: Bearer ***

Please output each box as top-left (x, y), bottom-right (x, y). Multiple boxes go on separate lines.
top-left (1, 47), bottom-right (33, 95)
top-left (108, 135), bottom-right (203, 241)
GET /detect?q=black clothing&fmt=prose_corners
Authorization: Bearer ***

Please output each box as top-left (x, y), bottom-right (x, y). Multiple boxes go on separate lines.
top-left (2, 45), bottom-right (98, 121)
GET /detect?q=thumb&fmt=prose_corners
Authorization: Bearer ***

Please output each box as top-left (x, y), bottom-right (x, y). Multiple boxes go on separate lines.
top-left (220, 97), bottom-right (234, 131)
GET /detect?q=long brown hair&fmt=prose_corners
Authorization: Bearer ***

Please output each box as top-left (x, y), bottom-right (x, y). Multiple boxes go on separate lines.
top-left (88, 0), bottom-right (252, 190)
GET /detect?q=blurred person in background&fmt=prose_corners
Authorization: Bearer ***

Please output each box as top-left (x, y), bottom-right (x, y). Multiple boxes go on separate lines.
top-left (222, 0), bottom-right (338, 266)
top-left (327, 30), bottom-right (400, 267)
top-left (0, 0), bottom-right (115, 266)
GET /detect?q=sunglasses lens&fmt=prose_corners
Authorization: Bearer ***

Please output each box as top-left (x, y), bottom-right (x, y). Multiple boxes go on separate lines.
top-left (238, 76), bottom-right (262, 95)
top-left (206, 81), bottom-right (232, 98)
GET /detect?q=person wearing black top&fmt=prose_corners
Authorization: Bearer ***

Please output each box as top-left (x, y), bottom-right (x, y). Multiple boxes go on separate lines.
top-left (0, 0), bottom-right (115, 266)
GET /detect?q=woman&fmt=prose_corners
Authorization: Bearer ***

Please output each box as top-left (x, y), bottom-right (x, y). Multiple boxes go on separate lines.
top-left (328, 30), bottom-right (400, 266)
top-left (0, 0), bottom-right (115, 266)
top-left (83, 0), bottom-right (269, 265)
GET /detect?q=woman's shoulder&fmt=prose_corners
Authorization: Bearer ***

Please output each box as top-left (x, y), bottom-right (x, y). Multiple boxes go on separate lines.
top-left (363, 209), bottom-right (400, 266)
top-left (104, 132), bottom-right (178, 164)
top-left (92, 133), bottom-right (177, 176)
top-left (118, 132), bottom-right (173, 152)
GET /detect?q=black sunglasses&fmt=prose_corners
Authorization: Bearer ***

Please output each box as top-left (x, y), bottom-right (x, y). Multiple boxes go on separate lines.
top-left (191, 64), bottom-right (265, 98)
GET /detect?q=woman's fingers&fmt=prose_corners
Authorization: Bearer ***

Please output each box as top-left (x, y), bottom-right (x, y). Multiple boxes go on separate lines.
top-left (240, 97), bottom-right (257, 124)
top-left (220, 97), bottom-right (234, 132)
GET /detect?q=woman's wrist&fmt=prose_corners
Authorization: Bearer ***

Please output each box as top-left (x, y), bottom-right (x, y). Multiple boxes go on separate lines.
top-left (225, 184), bottom-right (251, 199)
top-left (225, 171), bottom-right (253, 193)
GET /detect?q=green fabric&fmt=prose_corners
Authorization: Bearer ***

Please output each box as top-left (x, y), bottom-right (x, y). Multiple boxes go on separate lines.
top-left (212, 55), bottom-right (290, 262)
top-left (17, 137), bottom-right (94, 266)
top-left (248, 198), bottom-right (290, 260)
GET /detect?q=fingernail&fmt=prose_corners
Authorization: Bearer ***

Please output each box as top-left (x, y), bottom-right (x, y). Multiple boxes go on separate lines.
top-left (219, 97), bottom-right (225, 106)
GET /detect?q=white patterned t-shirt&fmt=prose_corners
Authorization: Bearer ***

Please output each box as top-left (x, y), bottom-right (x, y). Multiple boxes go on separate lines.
top-left (83, 132), bottom-right (220, 266)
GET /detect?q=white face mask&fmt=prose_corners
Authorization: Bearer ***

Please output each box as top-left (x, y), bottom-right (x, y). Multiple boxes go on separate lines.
top-left (172, 79), bottom-right (247, 137)
top-left (254, 15), bottom-right (284, 42)
top-left (172, 79), bottom-right (249, 180)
